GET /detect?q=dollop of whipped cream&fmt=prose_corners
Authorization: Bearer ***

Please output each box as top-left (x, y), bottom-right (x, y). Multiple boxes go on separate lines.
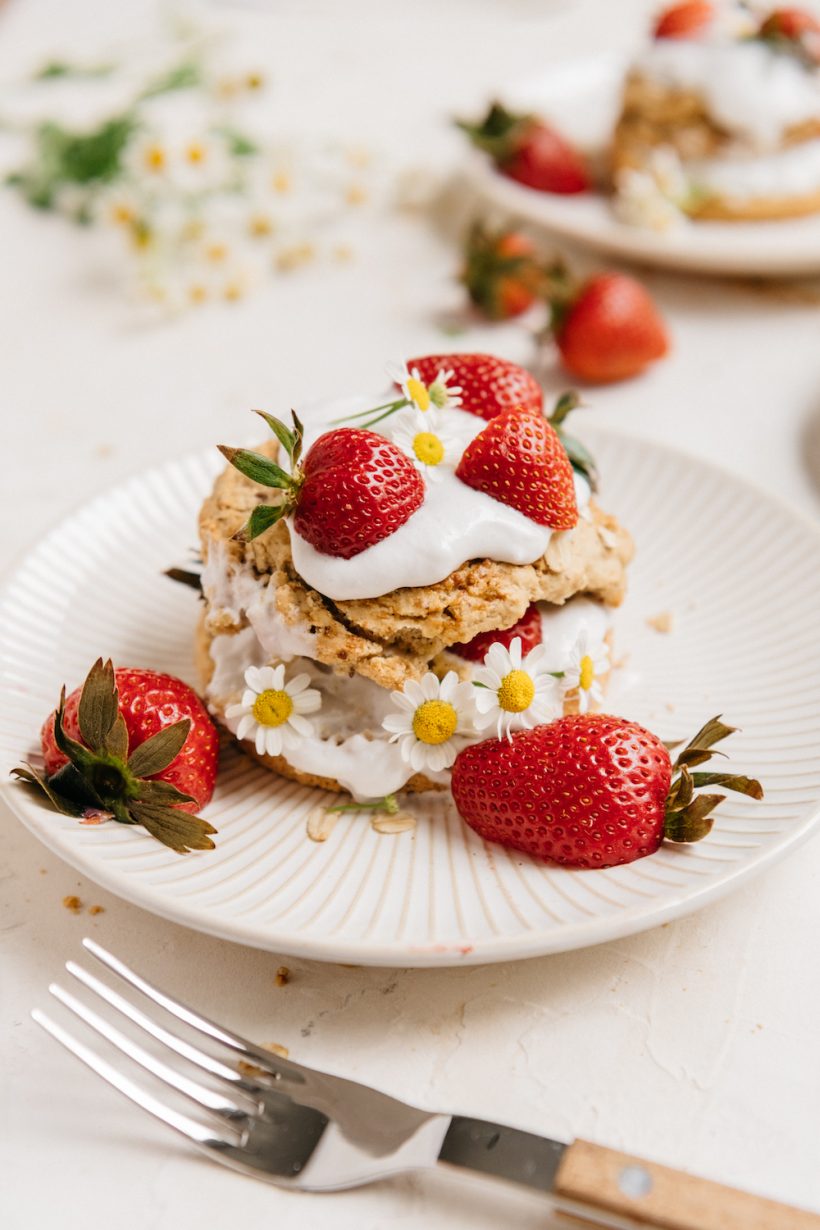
top-left (287, 396), bottom-right (590, 602)
top-left (637, 37), bottom-right (820, 149)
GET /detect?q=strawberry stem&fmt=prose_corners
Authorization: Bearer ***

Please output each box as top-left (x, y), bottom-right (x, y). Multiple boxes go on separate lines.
top-left (218, 410), bottom-right (305, 541)
top-left (330, 397), bottom-right (408, 429)
top-left (546, 391), bottom-right (599, 491)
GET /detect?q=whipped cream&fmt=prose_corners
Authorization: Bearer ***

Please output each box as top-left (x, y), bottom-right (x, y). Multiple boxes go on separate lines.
top-left (688, 136), bottom-right (820, 200)
top-left (206, 599), bottom-right (611, 801)
top-left (288, 401), bottom-right (591, 603)
top-left (636, 39), bottom-right (820, 149)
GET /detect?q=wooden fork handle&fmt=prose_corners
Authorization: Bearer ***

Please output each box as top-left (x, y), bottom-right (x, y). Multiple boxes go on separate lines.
top-left (553, 1139), bottom-right (820, 1230)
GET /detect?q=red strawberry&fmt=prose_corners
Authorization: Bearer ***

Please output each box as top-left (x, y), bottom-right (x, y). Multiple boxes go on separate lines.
top-left (219, 414), bottom-right (424, 555)
top-left (760, 6), bottom-right (820, 37)
top-left (456, 407), bottom-right (578, 530)
top-left (15, 659), bottom-right (219, 852)
top-left (450, 602), bottom-right (542, 662)
top-left (407, 353), bottom-right (543, 422)
top-left (462, 222), bottom-right (545, 321)
top-left (654, 1), bottom-right (714, 38)
top-left (459, 102), bottom-right (590, 194)
top-left (550, 271), bottom-right (669, 384)
top-left (451, 714), bottom-right (763, 869)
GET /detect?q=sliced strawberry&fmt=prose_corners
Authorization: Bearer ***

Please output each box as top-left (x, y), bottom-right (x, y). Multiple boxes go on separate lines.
top-left (459, 102), bottom-right (590, 194)
top-left (407, 353), bottom-right (543, 422)
top-left (551, 272), bottom-right (669, 384)
top-left (456, 407), bottom-right (578, 530)
top-left (450, 603), bottom-right (542, 662)
top-left (451, 714), bottom-right (763, 868)
top-left (654, 1), bottom-right (714, 38)
top-left (219, 415), bottom-right (424, 557)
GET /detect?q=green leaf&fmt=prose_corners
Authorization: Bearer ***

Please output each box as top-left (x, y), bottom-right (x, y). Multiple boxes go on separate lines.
top-left (665, 793), bottom-right (724, 843)
top-left (217, 446), bottom-right (294, 491)
top-left (674, 715), bottom-right (737, 769)
top-left (164, 567), bottom-right (204, 595)
top-left (240, 503), bottom-right (286, 541)
top-left (688, 772), bottom-right (764, 800)
top-left (218, 126), bottom-right (259, 157)
top-left (128, 719), bottom-right (190, 779)
top-left (549, 391), bottom-right (581, 429)
top-left (11, 764), bottom-right (85, 816)
top-left (77, 658), bottom-right (119, 753)
top-left (290, 411), bottom-right (305, 465)
top-left (34, 60), bottom-right (115, 80)
top-left (561, 431), bottom-right (599, 492)
top-left (103, 713), bottom-right (129, 759)
top-left (53, 687), bottom-right (97, 771)
top-left (254, 410), bottom-right (296, 461)
top-left (138, 779), bottom-right (196, 807)
top-left (139, 59), bottom-right (201, 100)
top-left (128, 801), bottom-right (217, 853)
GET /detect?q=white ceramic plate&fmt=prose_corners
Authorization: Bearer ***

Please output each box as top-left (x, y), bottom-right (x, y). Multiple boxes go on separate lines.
top-left (462, 53), bottom-right (820, 277)
top-left (2, 428), bottom-right (820, 967)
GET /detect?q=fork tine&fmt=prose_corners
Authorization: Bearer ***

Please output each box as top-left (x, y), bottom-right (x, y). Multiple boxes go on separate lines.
top-left (66, 960), bottom-right (256, 1092)
top-left (82, 937), bottom-right (303, 1079)
top-left (32, 1008), bottom-right (236, 1149)
top-left (48, 982), bottom-right (258, 1122)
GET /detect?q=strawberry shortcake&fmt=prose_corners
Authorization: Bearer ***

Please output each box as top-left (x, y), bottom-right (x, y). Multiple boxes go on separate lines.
top-left (612, 2), bottom-right (820, 223)
top-left (196, 355), bottom-right (633, 802)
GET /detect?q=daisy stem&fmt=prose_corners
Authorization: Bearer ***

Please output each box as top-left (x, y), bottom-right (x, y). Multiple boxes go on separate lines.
top-left (326, 793), bottom-right (399, 815)
top-left (329, 399), bottom-right (407, 427)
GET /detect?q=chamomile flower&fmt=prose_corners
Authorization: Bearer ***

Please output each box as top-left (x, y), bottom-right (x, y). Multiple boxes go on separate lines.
top-left (473, 637), bottom-right (561, 740)
top-left (562, 629), bottom-right (610, 714)
top-left (382, 671), bottom-right (475, 774)
top-left (225, 663), bottom-right (321, 757)
top-left (386, 361), bottom-right (463, 414)
top-left (389, 405), bottom-right (466, 481)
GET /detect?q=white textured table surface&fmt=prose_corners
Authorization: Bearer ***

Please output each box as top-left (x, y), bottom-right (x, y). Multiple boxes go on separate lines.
top-left (2, 1), bottom-right (820, 1227)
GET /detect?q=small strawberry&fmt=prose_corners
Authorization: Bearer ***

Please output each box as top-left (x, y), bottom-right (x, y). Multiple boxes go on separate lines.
top-left (462, 222), bottom-right (545, 321)
top-left (549, 270), bottom-right (669, 384)
top-left (451, 714), bottom-right (763, 869)
top-left (456, 406), bottom-right (578, 529)
top-left (458, 102), bottom-right (590, 194)
top-left (654, 1), bottom-right (715, 38)
top-left (450, 602), bottom-right (542, 662)
top-left (759, 7), bottom-right (820, 61)
top-left (219, 412), bottom-right (424, 554)
top-left (14, 659), bottom-right (219, 853)
top-left (407, 353), bottom-right (543, 422)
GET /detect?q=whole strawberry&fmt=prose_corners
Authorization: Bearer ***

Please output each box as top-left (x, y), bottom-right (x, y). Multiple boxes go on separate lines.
top-left (451, 714), bottom-right (762, 869)
top-left (759, 6), bottom-right (820, 60)
top-left (456, 406), bottom-right (578, 529)
top-left (450, 602), bottom-right (542, 662)
top-left (15, 659), bottom-right (219, 852)
top-left (550, 271), bottom-right (669, 384)
top-left (407, 353), bottom-right (543, 422)
top-left (462, 222), bottom-right (545, 321)
top-left (459, 102), bottom-right (590, 195)
top-left (654, 1), bottom-right (714, 38)
top-left (219, 412), bottom-right (424, 554)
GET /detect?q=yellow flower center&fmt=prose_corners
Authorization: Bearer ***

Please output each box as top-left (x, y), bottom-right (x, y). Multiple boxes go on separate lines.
top-left (252, 688), bottom-right (293, 727)
top-left (186, 142), bottom-right (206, 165)
top-left (497, 670), bottom-right (535, 714)
top-left (189, 283), bottom-right (208, 304)
top-left (579, 654), bottom-right (595, 692)
top-left (110, 202), bottom-right (134, 225)
top-left (248, 212), bottom-right (274, 238)
top-left (413, 431), bottom-right (444, 466)
top-left (429, 381), bottom-right (448, 409)
top-left (412, 699), bottom-right (458, 746)
top-left (144, 144), bottom-right (166, 172)
top-left (406, 377), bottom-right (430, 412)
top-left (205, 242), bottom-right (228, 263)
top-left (272, 170), bottom-right (291, 194)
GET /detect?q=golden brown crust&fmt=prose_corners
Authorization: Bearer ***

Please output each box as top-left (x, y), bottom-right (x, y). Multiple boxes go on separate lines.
top-left (199, 443), bottom-right (633, 690)
top-left (195, 615), bottom-right (443, 795)
top-left (611, 70), bottom-right (820, 221)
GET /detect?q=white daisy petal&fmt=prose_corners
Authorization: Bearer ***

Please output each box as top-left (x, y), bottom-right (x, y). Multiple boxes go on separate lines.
top-left (255, 726), bottom-right (268, 756)
top-left (293, 688), bottom-right (321, 714)
top-left (236, 713), bottom-right (255, 741)
top-left (244, 665), bottom-right (265, 691)
top-left (403, 679), bottom-right (427, 708)
top-left (225, 702), bottom-right (245, 720)
top-left (287, 672), bottom-right (311, 694)
top-left (383, 712), bottom-right (412, 735)
top-left (265, 727), bottom-right (284, 756)
top-left (420, 672), bottom-right (440, 701)
top-left (409, 740), bottom-right (428, 773)
top-left (241, 688), bottom-right (257, 708)
top-left (288, 713), bottom-right (315, 737)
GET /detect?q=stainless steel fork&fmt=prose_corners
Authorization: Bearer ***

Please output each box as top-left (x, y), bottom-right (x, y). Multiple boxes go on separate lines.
top-left (34, 939), bottom-right (819, 1230)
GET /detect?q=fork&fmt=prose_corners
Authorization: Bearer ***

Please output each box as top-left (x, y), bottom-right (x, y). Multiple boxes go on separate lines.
top-left (33, 939), bottom-right (818, 1230)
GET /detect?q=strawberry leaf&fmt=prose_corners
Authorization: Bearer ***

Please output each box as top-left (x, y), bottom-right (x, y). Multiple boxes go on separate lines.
top-left (164, 567), bottom-right (204, 595)
top-left (217, 446), bottom-right (293, 491)
top-left (688, 772), bottom-right (763, 799)
top-left (665, 793), bottom-right (724, 843)
top-left (77, 658), bottom-right (119, 752)
top-left (127, 718), bottom-right (190, 779)
top-left (128, 801), bottom-right (217, 853)
top-left (103, 712), bottom-right (129, 759)
top-left (11, 764), bottom-right (86, 816)
top-left (53, 687), bottom-right (97, 771)
top-left (674, 715), bottom-right (737, 769)
top-left (254, 410), bottom-right (297, 461)
top-left (239, 503), bottom-right (286, 541)
top-left (138, 779), bottom-right (196, 806)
